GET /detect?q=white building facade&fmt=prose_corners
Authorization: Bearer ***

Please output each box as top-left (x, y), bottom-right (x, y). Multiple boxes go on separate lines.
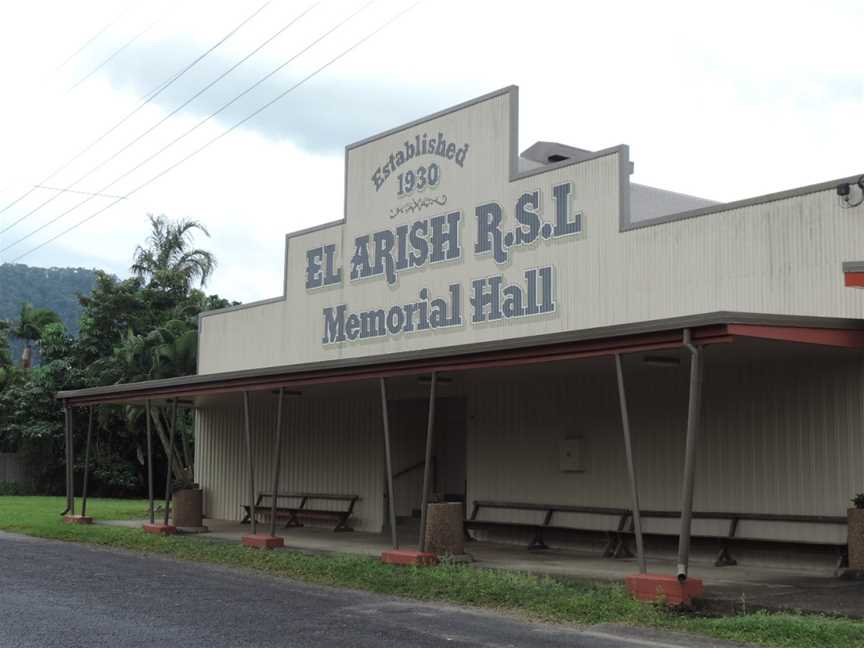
top-left (61, 87), bottom-right (864, 573)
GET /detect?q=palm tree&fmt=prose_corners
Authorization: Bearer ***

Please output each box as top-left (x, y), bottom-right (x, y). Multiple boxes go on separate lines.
top-left (11, 303), bottom-right (62, 368)
top-left (0, 320), bottom-right (14, 391)
top-left (115, 322), bottom-right (197, 482)
top-left (0, 320), bottom-right (11, 367)
top-left (130, 214), bottom-right (216, 292)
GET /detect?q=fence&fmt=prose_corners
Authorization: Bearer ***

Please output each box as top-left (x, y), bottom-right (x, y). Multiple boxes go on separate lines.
top-left (0, 453), bottom-right (28, 485)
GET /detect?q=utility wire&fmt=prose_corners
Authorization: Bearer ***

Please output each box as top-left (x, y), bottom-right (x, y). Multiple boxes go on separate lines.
top-left (9, 2), bottom-right (422, 264)
top-left (0, 1), bottom-right (273, 228)
top-left (65, 13), bottom-right (163, 94)
top-left (33, 186), bottom-right (127, 200)
top-left (0, 0), bottom-right (351, 253)
top-left (0, 0), bottom-right (310, 236)
top-left (56, 9), bottom-right (127, 71)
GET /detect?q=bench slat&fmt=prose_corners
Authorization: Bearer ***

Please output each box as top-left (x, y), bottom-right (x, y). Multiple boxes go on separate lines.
top-left (466, 500), bottom-right (848, 565)
top-left (258, 492), bottom-right (359, 502)
top-left (243, 492), bottom-right (359, 532)
top-left (472, 501), bottom-right (628, 517)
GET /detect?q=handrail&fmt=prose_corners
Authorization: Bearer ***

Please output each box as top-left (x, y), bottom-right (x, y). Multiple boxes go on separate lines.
top-left (392, 457), bottom-right (435, 481)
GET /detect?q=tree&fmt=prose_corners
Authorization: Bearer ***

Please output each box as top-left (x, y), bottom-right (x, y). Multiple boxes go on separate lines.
top-left (0, 320), bottom-right (17, 428)
top-left (131, 214), bottom-right (216, 293)
top-left (0, 214), bottom-right (237, 496)
top-left (0, 320), bottom-right (11, 367)
top-left (11, 303), bottom-right (62, 368)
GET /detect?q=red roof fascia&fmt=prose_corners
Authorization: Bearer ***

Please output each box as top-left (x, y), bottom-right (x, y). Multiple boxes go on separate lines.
top-left (65, 326), bottom-right (732, 406)
top-left (726, 323), bottom-right (864, 348)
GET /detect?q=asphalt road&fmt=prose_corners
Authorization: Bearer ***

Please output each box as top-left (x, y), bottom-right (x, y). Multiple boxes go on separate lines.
top-left (0, 531), bottom-right (748, 648)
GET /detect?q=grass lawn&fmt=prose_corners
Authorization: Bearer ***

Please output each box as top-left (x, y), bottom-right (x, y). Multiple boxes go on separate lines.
top-left (1, 495), bottom-right (862, 648)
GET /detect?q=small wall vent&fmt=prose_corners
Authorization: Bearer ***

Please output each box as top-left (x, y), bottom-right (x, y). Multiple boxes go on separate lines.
top-left (559, 438), bottom-right (585, 472)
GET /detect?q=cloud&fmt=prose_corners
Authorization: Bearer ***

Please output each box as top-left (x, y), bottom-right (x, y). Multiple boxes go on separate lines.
top-left (96, 35), bottom-right (468, 154)
top-left (1, 0), bottom-right (863, 304)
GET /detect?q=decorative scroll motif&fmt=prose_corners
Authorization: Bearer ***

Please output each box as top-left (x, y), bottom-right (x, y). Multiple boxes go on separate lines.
top-left (389, 194), bottom-right (448, 219)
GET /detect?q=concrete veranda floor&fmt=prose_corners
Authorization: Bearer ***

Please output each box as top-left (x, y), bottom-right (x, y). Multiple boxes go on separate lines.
top-left (100, 517), bottom-right (864, 618)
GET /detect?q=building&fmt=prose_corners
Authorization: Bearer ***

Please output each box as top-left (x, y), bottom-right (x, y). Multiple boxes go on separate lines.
top-left (58, 86), bottom-right (864, 578)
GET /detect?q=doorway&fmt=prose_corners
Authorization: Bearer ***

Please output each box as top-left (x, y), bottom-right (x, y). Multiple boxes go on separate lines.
top-left (387, 397), bottom-right (466, 519)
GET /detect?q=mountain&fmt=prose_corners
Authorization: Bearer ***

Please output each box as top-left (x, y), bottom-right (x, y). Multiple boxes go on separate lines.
top-left (0, 263), bottom-right (100, 363)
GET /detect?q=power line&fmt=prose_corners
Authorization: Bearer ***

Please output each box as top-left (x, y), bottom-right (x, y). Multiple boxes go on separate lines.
top-left (33, 186), bottom-right (127, 200)
top-left (9, 2), bottom-right (422, 264)
top-left (56, 9), bottom-right (128, 71)
top-left (0, 0), bottom-right (343, 251)
top-left (0, 0), bottom-right (274, 228)
top-left (65, 13), bottom-right (163, 95)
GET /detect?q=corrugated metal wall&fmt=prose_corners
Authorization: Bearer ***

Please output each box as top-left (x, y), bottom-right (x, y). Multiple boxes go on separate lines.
top-left (0, 453), bottom-right (27, 483)
top-left (387, 397), bottom-right (467, 517)
top-left (388, 399), bottom-right (427, 518)
top-left (466, 349), bottom-right (863, 545)
top-left (195, 348), bottom-right (863, 546)
top-left (195, 393), bottom-right (383, 532)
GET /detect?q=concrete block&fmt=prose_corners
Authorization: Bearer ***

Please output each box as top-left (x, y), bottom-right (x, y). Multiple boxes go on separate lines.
top-left (625, 573), bottom-right (704, 607)
top-left (380, 549), bottom-right (438, 567)
top-left (242, 534), bottom-right (285, 550)
top-left (63, 515), bottom-right (93, 525)
top-left (143, 523), bottom-right (177, 535)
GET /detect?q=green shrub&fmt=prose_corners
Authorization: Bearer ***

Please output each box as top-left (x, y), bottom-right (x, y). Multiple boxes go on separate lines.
top-left (0, 481), bottom-right (34, 495)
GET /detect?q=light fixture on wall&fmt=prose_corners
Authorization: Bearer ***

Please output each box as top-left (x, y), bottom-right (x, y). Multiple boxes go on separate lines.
top-left (838, 176), bottom-right (864, 209)
top-left (642, 355), bottom-right (681, 367)
top-left (417, 375), bottom-right (454, 384)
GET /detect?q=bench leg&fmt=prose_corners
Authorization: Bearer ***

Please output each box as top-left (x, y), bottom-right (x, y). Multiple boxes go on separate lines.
top-left (463, 526), bottom-right (475, 543)
top-left (612, 534), bottom-right (634, 559)
top-left (285, 512), bottom-right (304, 528)
top-left (240, 506), bottom-right (251, 524)
top-left (836, 547), bottom-right (849, 573)
top-left (333, 514), bottom-right (354, 532)
top-left (527, 526), bottom-right (549, 551)
top-left (602, 532), bottom-right (616, 558)
top-left (714, 543), bottom-right (738, 567)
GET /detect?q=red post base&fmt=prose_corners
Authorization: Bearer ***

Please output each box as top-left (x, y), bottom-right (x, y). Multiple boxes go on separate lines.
top-left (63, 515), bottom-right (93, 525)
top-left (625, 573), bottom-right (704, 606)
top-left (143, 523), bottom-right (177, 535)
top-left (380, 549), bottom-right (438, 567)
top-left (242, 534), bottom-right (285, 550)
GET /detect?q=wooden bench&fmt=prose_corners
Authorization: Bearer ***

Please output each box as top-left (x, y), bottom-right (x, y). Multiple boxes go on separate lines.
top-left (465, 500), bottom-right (849, 569)
top-left (464, 500), bottom-right (632, 557)
top-left (633, 509), bottom-right (849, 569)
top-left (241, 492), bottom-right (359, 532)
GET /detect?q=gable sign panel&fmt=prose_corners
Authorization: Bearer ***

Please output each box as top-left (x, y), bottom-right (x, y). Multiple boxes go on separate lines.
top-left (200, 87), bottom-right (632, 372)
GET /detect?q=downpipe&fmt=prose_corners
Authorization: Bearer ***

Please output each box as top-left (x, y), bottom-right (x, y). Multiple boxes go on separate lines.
top-left (676, 329), bottom-right (703, 582)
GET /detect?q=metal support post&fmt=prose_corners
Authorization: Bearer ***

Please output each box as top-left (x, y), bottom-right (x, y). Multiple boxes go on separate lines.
top-left (62, 405), bottom-right (72, 516)
top-left (68, 406), bottom-right (75, 516)
top-left (270, 388), bottom-right (285, 538)
top-left (146, 400), bottom-right (154, 524)
top-left (418, 372), bottom-right (437, 553)
top-left (243, 391), bottom-right (257, 536)
top-left (615, 354), bottom-right (646, 574)
top-left (380, 378), bottom-right (398, 549)
top-left (676, 329), bottom-right (704, 582)
top-left (162, 399), bottom-right (177, 527)
top-left (80, 406), bottom-right (94, 518)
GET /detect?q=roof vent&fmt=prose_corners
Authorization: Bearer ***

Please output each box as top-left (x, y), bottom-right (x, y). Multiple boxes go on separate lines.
top-left (547, 154), bottom-right (569, 163)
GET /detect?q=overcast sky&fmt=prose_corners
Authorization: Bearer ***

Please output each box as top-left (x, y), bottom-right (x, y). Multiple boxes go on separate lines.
top-left (0, 0), bottom-right (861, 302)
